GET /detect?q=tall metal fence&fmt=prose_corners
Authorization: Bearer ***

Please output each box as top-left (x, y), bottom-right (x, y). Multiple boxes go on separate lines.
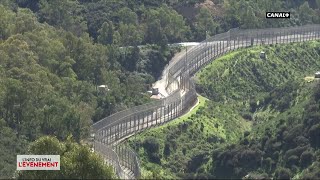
top-left (91, 24), bottom-right (320, 179)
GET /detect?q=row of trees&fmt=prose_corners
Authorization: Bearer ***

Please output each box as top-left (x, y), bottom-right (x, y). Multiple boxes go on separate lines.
top-left (7, 0), bottom-right (320, 43)
top-left (223, 0), bottom-right (320, 30)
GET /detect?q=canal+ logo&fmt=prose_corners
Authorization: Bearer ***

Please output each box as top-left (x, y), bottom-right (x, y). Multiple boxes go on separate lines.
top-left (266, 12), bottom-right (290, 18)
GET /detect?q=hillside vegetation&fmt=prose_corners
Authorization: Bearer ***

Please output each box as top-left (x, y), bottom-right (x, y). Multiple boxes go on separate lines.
top-left (127, 41), bottom-right (320, 179)
top-left (0, 3), bottom-right (177, 178)
top-left (2, 0), bottom-right (320, 42)
top-left (1, 0), bottom-right (320, 178)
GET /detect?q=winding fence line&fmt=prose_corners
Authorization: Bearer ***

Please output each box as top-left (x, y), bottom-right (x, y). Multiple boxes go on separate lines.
top-left (91, 24), bottom-right (320, 179)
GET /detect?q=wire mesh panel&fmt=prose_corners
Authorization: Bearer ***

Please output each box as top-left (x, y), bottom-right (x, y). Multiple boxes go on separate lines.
top-left (94, 141), bottom-right (125, 179)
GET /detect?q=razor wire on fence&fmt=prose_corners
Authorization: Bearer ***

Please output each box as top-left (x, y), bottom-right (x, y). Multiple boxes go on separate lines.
top-left (91, 24), bottom-right (320, 179)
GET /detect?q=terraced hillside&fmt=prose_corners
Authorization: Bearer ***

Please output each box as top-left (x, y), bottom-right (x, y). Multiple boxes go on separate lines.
top-left (125, 41), bottom-right (320, 179)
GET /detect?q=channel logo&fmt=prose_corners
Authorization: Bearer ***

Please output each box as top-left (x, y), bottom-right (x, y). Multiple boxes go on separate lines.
top-left (17, 155), bottom-right (60, 170)
top-left (266, 12), bottom-right (290, 18)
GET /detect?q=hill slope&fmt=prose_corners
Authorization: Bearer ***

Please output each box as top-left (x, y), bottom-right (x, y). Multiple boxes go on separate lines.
top-left (126, 41), bottom-right (320, 179)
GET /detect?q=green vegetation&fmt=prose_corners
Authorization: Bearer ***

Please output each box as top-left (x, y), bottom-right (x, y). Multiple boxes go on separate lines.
top-left (0, 3), bottom-right (178, 178)
top-left (1, 0), bottom-right (320, 178)
top-left (127, 41), bottom-right (320, 179)
top-left (17, 136), bottom-right (116, 179)
top-left (3, 0), bottom-right (320, 42)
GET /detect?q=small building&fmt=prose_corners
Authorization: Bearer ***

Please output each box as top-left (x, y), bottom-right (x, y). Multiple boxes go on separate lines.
top-left (97, 85), bottom-right (110, 93)
top-left (152, 88), bottom-right (159, 95)
top-left (315, 71), bottom-right (320, 78)
top-left (260, 51), bottom-right (266, 59)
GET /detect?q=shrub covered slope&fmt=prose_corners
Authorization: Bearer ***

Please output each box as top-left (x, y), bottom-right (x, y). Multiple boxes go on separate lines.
top-left (127, 41), bottom-right (320, 179)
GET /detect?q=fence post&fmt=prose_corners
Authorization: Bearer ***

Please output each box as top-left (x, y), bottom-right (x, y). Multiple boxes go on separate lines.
top-left (125, 118), bottom-right (128, 136)
top-left (162, 106), bottom-right (165, 124)
top-left (170, 103), bottom-right (173, 120)
top-left (144, 111), bottom-right (148, 129)
top-left (176, 101), bottom-right (178, 118)
top-left (158, 107), bottom-right (161, 124)
top-left (222, 40), bottom-right (225, 54)
top-left (129, 116), bottom-right (132, 134)
top-left (145, 111), bottom-right (148, 129)
top-left (165, 105), bottom-right (168, 123)
top-left (149, 110), bottom-right (152, 128)
top-left (155, 108), bottom-right (158, 125)
top-left (102, 131), bottom-right (105, 145)
top-left (219, 41), bottom-right (222, 56)
top-left (118, 123), bottom-right (121, 140)
top-left (136, 114), bottom-right (140, 131)
top-left (120, 121), bottom-right (123, 138)
top-left (236, 36), bottom-right (239, 49)
top-left (133, 114), bottom-right (136, 132)
top-left (114, 124), bottom-right (118, 141)
top-left (242, 35), bottom-right (244, 47)
top-left (151, 109), bottom-right (154, 127)
top-left (269, 31), bottom-right (272, 45)
top-left (288, 29), bottom-right (291, 43)
top-left (283, 29), bottom-right (286, 43)
top-left (108, 127), bottom-right (112, 144)
top-left (172, 102), bottom-right (175, 118)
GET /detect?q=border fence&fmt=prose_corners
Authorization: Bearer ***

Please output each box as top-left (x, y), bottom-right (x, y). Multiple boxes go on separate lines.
top-left (91, 24), bottom-right (320, 179)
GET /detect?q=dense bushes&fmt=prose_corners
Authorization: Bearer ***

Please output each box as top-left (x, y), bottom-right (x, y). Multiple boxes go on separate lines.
top-left (7, 0), bottom-right (320, 43)
top-left (143, 137), bottom-right (161, 164)
top-left (129, 42), bottom-right (320, 179)
top-left (210, 81), bottom-right (320, 179)
top-left (0, 3), bottom-right (180, 178)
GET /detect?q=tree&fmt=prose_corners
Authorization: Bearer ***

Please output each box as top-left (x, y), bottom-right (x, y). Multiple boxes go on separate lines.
top-left (118, 23), bottom-right (142, 46)
top-left (308, 124), bottom-right (320, 148)
top-left (298, 2), bottom-right (317, 24)
top-left (274, 168), bottom-right (292, 180)
top-left (13, 8), bottom-right (37, 35)
top-left (240, 5), bottom-right (259, 29)
top-left (195, 7), bottom-right (217, 40)
top-left (300, 150), bottom-right (314, 168)
top-left (117, 7), bottom-right (138, 25)
top-left (0, 5), bottom-right (15, 40)
top-left (144, 5), bottom-right (189, 43)
top-left (97, 21), bottom-right (114, 45)
top-left (38, 0), bottom-right (87, 36)
top-left (316, 0), bottom-right (320, 8)
top-left (17, 136), bottom-right (116, 179)
top-left (145, 18), bottom-right (162, 44)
